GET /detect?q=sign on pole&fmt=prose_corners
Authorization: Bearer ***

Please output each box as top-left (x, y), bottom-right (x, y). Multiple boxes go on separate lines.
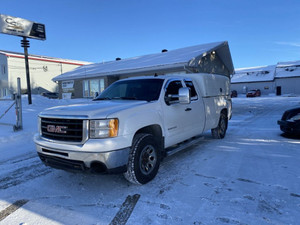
top-left (0, 14), bottom-right (46, 104)
top-left (0, 14), bottom-right (46, 40)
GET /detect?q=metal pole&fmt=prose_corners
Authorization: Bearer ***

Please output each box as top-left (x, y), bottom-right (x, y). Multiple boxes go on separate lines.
top-left (16, 77), bottom-right (23, 130)
top-left (21, 37), bottom-right (32, 105)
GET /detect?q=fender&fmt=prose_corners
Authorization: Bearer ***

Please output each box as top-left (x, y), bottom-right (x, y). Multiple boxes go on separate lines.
top-left (108, 101), bottom-right (164, 144)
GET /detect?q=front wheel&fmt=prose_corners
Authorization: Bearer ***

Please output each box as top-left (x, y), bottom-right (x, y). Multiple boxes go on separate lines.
top-left (211, 112), bottom-right (228, 139)
top-left (124, 133), bottom-right (161, 185)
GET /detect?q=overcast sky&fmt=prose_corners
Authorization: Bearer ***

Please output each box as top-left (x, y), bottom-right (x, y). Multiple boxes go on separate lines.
top-left (1, 0), bottom-right (300, 69)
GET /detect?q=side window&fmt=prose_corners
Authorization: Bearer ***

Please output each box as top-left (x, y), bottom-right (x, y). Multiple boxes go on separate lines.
top-left (184, 80), bottom-right (198, 100)
top-left (165, 80), bottom-right (183, 104)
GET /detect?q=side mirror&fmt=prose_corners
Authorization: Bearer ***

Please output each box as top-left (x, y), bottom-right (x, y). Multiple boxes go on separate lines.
top-left (165, 87), bottom-right (191, 105)
top-left (178, 87), bottom-right (191, 104)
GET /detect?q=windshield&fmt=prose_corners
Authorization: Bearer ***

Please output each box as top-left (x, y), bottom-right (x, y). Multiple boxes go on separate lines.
top-left (95, 78), bottom-right (164, 102)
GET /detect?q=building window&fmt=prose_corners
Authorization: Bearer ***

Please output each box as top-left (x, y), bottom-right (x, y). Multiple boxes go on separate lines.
top-left (89, 79), bottom-right (99, 97)
top-left (83, 80), bottom-right (89, 97)
top-left (83, 79), bottom-right (105, 97)
top-left (2, 88), bottom-right (8, 97)
top-left (2, 65), bottom-right (5, 75)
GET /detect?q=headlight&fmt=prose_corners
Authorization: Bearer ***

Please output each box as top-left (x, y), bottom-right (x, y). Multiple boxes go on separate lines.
top-left (90, 119), bottom-right (119, 138)
top-left (288, 113), bottom-right (300, 122)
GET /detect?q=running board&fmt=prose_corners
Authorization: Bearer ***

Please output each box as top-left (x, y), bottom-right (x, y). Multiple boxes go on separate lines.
top-left (165, 135), bottom-right (204, 157)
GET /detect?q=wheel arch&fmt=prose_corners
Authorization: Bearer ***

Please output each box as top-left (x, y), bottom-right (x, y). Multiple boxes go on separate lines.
top-left (221, 108), bottom-right (228, 118)
top-left (134, 125), bottom-right (164, 155)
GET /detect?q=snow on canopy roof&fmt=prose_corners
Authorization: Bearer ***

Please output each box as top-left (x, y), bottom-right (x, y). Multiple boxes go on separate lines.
top-left (275, 60), bottom-right (300, 78)
top-left (53, 41), bottom-right (234, 81)
top-left (231, 65), bottom-right (276, 83)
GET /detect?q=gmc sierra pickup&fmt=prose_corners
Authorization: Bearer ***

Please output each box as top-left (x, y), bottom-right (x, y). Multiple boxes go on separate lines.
top-left (34, 73), bottom-right (232, 184)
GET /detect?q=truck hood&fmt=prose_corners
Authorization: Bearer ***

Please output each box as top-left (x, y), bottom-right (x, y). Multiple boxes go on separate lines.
top-left (39, 100), bottom-right (148, 119)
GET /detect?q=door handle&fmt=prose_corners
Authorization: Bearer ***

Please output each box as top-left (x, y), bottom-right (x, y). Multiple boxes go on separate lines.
top-left (185, 108), bottom-right (192, 111)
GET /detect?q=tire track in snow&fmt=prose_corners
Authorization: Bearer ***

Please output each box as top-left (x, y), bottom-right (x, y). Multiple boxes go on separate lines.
top-left (0, 153), bottom-right (37, 166)
top-left (109, 194), bottom-right (140, 225)
top-left (0, 158), bottom-right (52, 190)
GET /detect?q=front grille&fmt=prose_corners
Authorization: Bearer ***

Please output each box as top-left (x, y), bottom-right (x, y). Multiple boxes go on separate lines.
top-left (41, 117), bottom-right (84, 142)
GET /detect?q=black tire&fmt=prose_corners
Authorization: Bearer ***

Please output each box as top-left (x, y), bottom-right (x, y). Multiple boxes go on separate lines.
top-left (211, 112), bottom-right (228, 139)
top-left (124, 133), bottom-right (161, 185)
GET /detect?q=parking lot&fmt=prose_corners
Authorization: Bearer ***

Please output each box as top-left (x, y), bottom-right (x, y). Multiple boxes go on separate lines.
top-left (0, 95), bottom-right (300, 225)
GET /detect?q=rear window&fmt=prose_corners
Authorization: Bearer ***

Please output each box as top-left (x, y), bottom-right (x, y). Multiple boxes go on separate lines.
top-left (184, 80), bottom-right (198, 100)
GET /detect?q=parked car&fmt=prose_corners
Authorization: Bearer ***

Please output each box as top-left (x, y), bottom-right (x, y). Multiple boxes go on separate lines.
top-left (41, 92), bottom-right (59, 99)
top-left (278, 107), bottom-right (300, 136)
top-left (231, 90), bottom-right (238, 98)
top-left (246, 89), bottom-right (261, 97)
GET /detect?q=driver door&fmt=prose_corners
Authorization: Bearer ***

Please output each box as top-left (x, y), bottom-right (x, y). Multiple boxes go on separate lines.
top-left (162, 79), bottom-right (205, 148)
top-left (162, 79), bottom-right (191, 147)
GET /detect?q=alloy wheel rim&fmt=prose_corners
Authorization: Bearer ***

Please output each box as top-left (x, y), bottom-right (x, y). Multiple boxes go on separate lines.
top-left (139, 145), bottom-right (157, 175)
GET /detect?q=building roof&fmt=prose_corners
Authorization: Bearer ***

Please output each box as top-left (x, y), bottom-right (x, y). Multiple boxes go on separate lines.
top-left (232, 59), bottom-right (300, 84)
top-left (0, 50), bottom-right (91, 66)
top-left (231, 65), bottom-right (276, 83)
top-left (52, 41), bottom-right (234, 81)
top-left (275, 60), bottom-right (300, 78)
top-left (277, 60), bottom-right (300, 67)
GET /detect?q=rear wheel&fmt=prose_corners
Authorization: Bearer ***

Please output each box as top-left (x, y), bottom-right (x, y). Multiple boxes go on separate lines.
top-left (124, 133), bottom-right (160, 185)
top-left (211, 112), bottom-right (228, 139)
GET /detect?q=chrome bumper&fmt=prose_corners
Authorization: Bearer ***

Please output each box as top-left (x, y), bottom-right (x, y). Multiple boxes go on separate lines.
top-left (34, 134), bottom-right (130, 173)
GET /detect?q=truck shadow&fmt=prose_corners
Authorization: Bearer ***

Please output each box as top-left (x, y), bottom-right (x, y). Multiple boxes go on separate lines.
top-left (280, 133), bottom-right (300, 140)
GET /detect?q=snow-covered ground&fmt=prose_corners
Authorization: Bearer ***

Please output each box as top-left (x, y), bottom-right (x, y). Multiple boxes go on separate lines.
top-left (0, 95), bottom-right (299, 225)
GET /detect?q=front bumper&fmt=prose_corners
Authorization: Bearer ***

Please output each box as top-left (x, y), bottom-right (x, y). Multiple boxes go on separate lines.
top-left (34, 134), bottom-right (131, 173)
top-left (277, 120), bottom-right (300, 135)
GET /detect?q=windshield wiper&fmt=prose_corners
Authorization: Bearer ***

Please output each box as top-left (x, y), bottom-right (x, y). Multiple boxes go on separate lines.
top-left (95, 96), bottom-right (139, 101)
top-left (112, 97), bottom-right (137, 100)
top-left (94, 97), bottom-right (111, 101)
